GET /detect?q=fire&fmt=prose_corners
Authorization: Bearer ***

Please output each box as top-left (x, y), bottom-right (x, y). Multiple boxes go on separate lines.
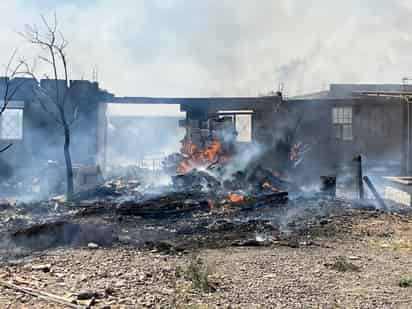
top-left (262, 182), bottom-right (279, 192)
top-left (262, 182), bottom-right (271, 189)
top-left (227, 192), bottom-right (245, 203)
top-left (177, 140), bottom-right (228, 174)
top-left (290, 143), bottom-right (298, 162)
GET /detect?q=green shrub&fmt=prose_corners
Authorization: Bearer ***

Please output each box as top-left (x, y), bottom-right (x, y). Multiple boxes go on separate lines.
top-left (184, 255), bottom-right (214, 292)
top-left (399, 278), bottom-right (412, 287)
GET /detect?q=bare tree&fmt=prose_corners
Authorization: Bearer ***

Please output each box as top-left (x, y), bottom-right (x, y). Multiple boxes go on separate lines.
top-left (20, 14), bottom-right (78, 200)
top-left (0, 51), bottom-right (28, 153)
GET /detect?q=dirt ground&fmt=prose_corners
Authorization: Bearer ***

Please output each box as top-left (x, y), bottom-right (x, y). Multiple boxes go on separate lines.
top-left (1, 211), bottom-right (412, 308)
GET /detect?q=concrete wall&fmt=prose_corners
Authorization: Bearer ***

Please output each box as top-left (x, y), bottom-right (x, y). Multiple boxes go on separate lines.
top-left (0, 78), bottom-right (109, 180)
top-left (284, 98), bottom-right (403, 181)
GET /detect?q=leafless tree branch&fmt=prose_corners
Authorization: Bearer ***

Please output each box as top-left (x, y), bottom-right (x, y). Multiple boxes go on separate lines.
top-left (0, 52), bottom-right (32, 154)
top-left (0, 143), bottom-right (13, 153)
top-left (22, 13), bottom-right (76, 199)
top-left (1, 53), bottom-right (31, 115)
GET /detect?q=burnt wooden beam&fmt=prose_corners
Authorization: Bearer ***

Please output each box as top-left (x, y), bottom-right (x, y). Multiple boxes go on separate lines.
top-left (106, 96), bottom-right (281, 109)
top-left (356, 155), bottom-right (364, 200)
top-left (363, 176), bottom-right (389, 212)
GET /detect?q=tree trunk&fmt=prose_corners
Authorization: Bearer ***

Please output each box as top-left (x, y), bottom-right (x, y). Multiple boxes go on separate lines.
top-left (63, 125), bottom-right (74, 201)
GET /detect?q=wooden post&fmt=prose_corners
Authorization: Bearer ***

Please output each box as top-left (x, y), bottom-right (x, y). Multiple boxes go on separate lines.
top-left (363, 176), bottom-right (389, 212)
top-left (356, 155), bottom-right (364, 200)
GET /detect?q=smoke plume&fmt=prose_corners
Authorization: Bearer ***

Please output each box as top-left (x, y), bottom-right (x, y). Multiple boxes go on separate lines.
top-left (0, 1), bottom-right (411, 98)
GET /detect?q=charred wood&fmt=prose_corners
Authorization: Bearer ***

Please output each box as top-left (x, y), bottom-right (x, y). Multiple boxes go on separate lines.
top-left (363, 176), bottom-right (389, 212)
top-left (116, 192), bottom-right (211, 219)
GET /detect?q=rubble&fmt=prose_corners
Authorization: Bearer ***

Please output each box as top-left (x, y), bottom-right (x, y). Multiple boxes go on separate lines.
top-left (1, 209), bottom-right (412, 308)
top-left (116, 193), bottom-right (210, 218)
top-left (172, 169), bottom-right (220, 191)
top-left (2, 155), bottom-right (408, 262)
top-left (2, 145), bottom-right (412, 309)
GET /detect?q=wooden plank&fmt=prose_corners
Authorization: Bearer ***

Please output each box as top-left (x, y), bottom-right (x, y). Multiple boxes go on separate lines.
top-left (383, 176), bottom-right (412, 185)
top-left (0, 279), bottom-right (83, 308)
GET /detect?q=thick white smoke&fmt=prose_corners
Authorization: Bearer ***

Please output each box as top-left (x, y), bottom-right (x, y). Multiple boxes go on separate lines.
top-left (0, 1), bottom-right (411, 97)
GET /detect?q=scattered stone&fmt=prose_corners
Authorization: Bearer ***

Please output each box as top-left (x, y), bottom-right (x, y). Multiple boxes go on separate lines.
top-left (88, 242), bottom-right (100, 249)
top-left (325, 256), bottom-right (361, 272)
top-left (76, 290), bottom-right (99, 300)
top-left (232, 239), bottom-right (267, 247)
top-left (77, 298), bottom-right (95, 307)
top-left (30, 264), bottom-right (52, 272)
top-left (104, 287), bottom-right (115, 297)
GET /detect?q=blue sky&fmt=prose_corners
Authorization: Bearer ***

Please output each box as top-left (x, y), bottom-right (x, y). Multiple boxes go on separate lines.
top-left (1, 0), bottom-right (412, 100)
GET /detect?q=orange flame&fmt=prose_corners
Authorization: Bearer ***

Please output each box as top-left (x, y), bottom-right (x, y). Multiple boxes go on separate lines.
top-left (290, 143), bottom-right (298, 162)
top-left (177, 140), bottom-right (227, 174)
top-left (262, 182), bottom-right (279, 192)
top-left (262, 182), bottom-right (271, 189)
top-left (228, 192), bottom-right (245, 203)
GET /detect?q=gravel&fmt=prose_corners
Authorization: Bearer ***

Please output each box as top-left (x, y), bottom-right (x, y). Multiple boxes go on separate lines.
top-left (1, 211), bottom-right (412, 308)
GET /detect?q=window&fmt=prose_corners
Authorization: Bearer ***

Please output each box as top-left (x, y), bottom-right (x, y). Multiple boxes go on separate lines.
top-left (0, 109), bottom-right (23, 140)
top-left (218, 111), bottom-right (253, 143)
top-left (332, 107), bottom-right (352, 140)
top-left (235, 114), bottom-right (252, 143)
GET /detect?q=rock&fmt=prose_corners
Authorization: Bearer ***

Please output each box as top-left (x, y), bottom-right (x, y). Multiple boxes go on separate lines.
top-left (104, 287), bottom-right (115, 297)
top-left (114, 279), bottom-right (127, 288)
top-left (54, 272), bottom-right (65, 278)
top-left (77, 298), bottom-right (95, 307)
top-left (31, 264), bottom-right (52, 272)
top-left (0, 200), bottom-right (16, 211)
top-left (88, 242), bottom-right (100, 249)
top-left (232, 239), bottom-right (265, 247)
top-left (76, 290), bottom-right (98, 300)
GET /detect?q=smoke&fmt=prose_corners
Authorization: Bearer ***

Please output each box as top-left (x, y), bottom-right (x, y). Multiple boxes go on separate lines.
top-left (0, 1), bottom-right (412, 98)
top-left (106, 114), bottom-right (185, 167)
top-left (221, 142), bottom-right (265, 181)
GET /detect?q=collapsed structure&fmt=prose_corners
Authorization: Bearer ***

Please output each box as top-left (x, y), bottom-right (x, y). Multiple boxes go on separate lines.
top-left (3, 78), bottom-right (412, 277)
top-left (1, 78), bottom-right (412, 203)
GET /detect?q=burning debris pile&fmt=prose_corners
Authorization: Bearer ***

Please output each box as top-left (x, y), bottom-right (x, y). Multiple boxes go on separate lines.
top-left (164, 116), bottom-right (235, 174)
top-left (0, 133), bottom-right (296, 260)
top-left (164, 114), bottom-right (293, 202)
top-left (0, 109), bottom-right (403, 263)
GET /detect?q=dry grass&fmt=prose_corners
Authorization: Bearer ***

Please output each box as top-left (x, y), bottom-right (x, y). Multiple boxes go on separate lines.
top-left (326, 256), bottom-right (361, 272)
top-left (183, 255), bottom-right (215, 293)
top-left (392, 239), bottom-right (412, 251)
top-left (371, 238), bottom-right (412, 252)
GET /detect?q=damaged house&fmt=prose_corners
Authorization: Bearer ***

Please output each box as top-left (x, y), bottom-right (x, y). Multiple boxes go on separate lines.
top-left (282, 84), bottom-right (408, 179)
top-left (281, 84), bottom-right (412, 204)
top-left (1, 77), bottom-right (412, 201)
top-left (176, 84), bottom-right (411, 185)
top-left (0, 78), bottom-right (110, 195)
